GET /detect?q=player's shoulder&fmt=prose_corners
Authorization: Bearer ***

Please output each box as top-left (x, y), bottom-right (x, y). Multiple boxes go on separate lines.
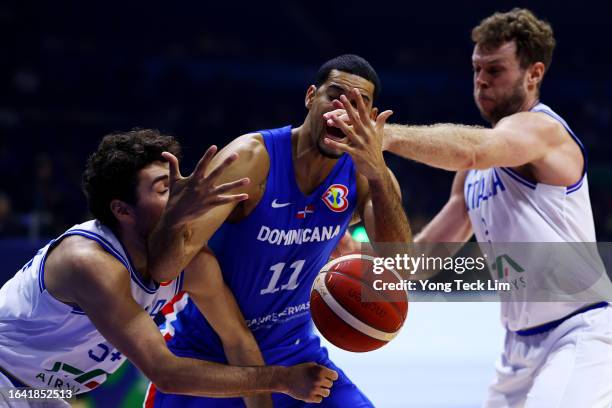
top-left (44, 235), bottom-right (129, 302)
top-left (53, 235), bottom-right (126, 282)
top-left (227, 132), bottom-right (267, 158)
top-left (214, 133), bottom-right (269, 182)
top-left (500, 110), bottom-right (566, 142)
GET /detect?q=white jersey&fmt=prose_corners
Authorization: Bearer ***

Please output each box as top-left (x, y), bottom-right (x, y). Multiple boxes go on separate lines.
top-left (0, 220), bottom-right (184, 394)
top-left (464, 102), bottom-right (612, 331)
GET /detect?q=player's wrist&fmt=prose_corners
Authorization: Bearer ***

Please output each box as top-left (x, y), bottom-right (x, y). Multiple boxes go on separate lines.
top-left (266, 366), bottom-right (290, 394)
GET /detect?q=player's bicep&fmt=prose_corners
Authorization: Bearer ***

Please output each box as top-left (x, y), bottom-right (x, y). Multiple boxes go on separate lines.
top-left (68, 252), bottom-right (174, 380)
top-left (190, 135), bottom-right (269, 243)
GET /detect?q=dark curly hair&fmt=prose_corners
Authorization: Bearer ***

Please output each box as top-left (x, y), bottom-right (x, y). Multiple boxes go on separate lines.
top-left (82, 128), bottom-right (181, 228)
top-left (472, 8), bottom-right (556, 71)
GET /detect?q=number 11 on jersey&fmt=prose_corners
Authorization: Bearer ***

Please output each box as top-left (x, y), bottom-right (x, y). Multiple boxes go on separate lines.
top-left (260, 260), bottom-right (306, 294)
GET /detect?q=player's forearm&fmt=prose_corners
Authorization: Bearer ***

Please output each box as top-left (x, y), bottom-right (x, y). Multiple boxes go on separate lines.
top-left (414, 201), bottom-right (473, 245)
top-left (385, 123), bottom-right (490, 171)
top-left (222, 330), bottom-right (273, 407)
top-left (367, 172), bottom-right (412, 245)
top-left (147, 215), bottom-right (198, 282)
top-left (153, 356), bottom-right (287, 397)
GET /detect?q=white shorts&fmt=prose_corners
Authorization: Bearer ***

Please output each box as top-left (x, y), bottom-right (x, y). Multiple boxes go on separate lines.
top-left (484, 305), bottom-right (612, 408)
top-left (0, 371), bottom-right (70, 408)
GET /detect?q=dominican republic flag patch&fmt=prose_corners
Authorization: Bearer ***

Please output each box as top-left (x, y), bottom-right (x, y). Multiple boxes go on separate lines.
top-left (296, 205), bottom-right (315, 219)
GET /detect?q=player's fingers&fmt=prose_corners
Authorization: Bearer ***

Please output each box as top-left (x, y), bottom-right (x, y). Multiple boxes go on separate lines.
top-left (332, 99), bottom-right (344, 110)
top-left (210, 178), bottom-right (250, 195)
top-left (310, 396), bottom-right (323, 404)
top-left (328, 113), bottom-right (363, 146)
top-left (317, 388), bottom-right (331, 398)
top-left (352, 88), bottom-right (371, 130)
top-left (339, 95), bottom-right (366, 135)
top-left (323, 136), bottom-right (355, 155)
top-left (162, 152), bottom-right (182, 182)
top-left (193, 145), bottom-right (218, 179)
top-left (205, 152), bottom-right (239, 183)
top-left (326, 114), bottom-right (350, 128)
top-left (323, 108), bottom-right (346, 119)
top-left (206, 193), bottom-right (249, 206)
top-left (376, 110), bottom-right (394, 131)
top-left (319, 378), bottom-right (333, 388)
top-left (322, 367), bottom-right (339, 381)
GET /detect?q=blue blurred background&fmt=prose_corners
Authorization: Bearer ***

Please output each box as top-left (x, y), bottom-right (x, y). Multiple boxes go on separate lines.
top-left (0, 1), bottom-right (610, 406)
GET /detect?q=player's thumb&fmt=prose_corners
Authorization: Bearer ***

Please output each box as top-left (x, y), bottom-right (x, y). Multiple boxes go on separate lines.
top-left (376, 110), bottom-right (394, 130)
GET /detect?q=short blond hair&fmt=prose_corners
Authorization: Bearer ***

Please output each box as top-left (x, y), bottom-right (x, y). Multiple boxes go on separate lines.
top-left (472, 8), bottom-right (556, 71)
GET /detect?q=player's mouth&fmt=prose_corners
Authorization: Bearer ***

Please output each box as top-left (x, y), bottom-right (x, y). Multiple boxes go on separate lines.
top-left (476, 93), bottom-right (494, 103)
top-left (324, 124), bottom-right (347, 142)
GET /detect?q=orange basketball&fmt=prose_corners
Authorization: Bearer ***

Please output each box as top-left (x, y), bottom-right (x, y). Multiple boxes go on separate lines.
top-left (310, 254), bottom-right (408, 352)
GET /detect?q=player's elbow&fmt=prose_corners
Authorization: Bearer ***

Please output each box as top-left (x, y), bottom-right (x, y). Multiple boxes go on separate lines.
top-left (455, 145), bottom-right (478, 170)
top-left (469, 144), bottom-right (495, 170)
top-left (144, 356), bottom-right (185, 394)
top-left (149, 367), bottom-right (183, 394)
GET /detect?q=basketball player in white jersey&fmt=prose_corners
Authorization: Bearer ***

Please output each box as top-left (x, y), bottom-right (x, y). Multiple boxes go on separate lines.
top-left (324, 8), bottom-right (612, 408)
top-left (0, 129), bottom-right (337, 407)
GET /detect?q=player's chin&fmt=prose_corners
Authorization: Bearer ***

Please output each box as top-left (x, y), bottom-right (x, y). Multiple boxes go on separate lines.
top-left (317, 138), bottom-right (344, 159)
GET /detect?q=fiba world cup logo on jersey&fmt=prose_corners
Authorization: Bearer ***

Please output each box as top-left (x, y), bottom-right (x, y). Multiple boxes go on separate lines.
top-left (322, 184), bottom-right (349, 212)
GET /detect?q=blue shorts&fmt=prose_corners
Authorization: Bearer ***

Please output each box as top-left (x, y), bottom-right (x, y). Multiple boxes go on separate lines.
top-left (144, 334), bottom-right (373, 408)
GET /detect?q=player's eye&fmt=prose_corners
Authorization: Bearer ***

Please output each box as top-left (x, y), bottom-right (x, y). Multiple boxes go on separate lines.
top-left (488, 66), bottom-right (503, 75)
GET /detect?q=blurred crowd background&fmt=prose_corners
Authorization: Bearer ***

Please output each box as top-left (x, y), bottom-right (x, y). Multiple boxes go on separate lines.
top-left (1, 1), bottom-right (611, 239)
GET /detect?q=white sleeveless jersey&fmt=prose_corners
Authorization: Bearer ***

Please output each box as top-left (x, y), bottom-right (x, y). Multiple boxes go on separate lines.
top-left (0, 220), bottom-right (184, 394)
top-left (464, 103), bottom-right (612, 331)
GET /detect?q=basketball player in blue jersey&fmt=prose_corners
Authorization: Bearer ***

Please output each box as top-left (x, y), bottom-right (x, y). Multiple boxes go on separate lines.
top-left (325, 9), bottom-right (612, 408)
top-left (0, 129), bottom-right (337, 407)
top-left (146, 54), bottom-right (411, 407)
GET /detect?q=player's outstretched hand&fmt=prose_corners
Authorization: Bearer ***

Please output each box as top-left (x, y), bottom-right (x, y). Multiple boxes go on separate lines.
top-left (323, 88), bottom-right (393, 181)
top-left (324, 99), bottom-right (395, 151)
top-left (281, 362), bottom-right (338, 403)
top-left (162, 146), bottom-right (250, 225)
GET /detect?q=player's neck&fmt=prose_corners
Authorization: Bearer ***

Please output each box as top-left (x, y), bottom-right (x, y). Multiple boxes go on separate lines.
top-left (492, 94), bottom-right (540, 127)
top-left (292, 125), bottom-right (339, 195)
top-left (115, 226), bottom-right (149, 280)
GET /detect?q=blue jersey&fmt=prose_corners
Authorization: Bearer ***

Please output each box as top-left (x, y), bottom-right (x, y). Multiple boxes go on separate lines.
top-left (164, 126), bottom-right (357, 360)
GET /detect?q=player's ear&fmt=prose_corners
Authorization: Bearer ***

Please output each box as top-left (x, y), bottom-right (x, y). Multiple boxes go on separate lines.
top-left (370, 107), bottom-right (379, 121)
top-left (110, 199), bottom-right (134, 224)
top-left (305, 85), bottom-right (317, 110)
top-left (527, 62), bottom-right (545, 90)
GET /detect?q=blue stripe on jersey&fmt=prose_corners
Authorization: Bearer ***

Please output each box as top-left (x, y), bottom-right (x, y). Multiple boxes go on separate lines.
top-left (169, 126), bottom-right (358, 355)
top-left (499, 167), bottom-right (537, 190)
top-left (70, 229), bottom-right (159, 294)
top-left (175, 271), bottom-right (184, 295)
top-left (490, 104), bottom-right (586, 194)
top-left (38, 229), bottom-right (160, 294)
top-left (531, 103), bottom-right (588, 193)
